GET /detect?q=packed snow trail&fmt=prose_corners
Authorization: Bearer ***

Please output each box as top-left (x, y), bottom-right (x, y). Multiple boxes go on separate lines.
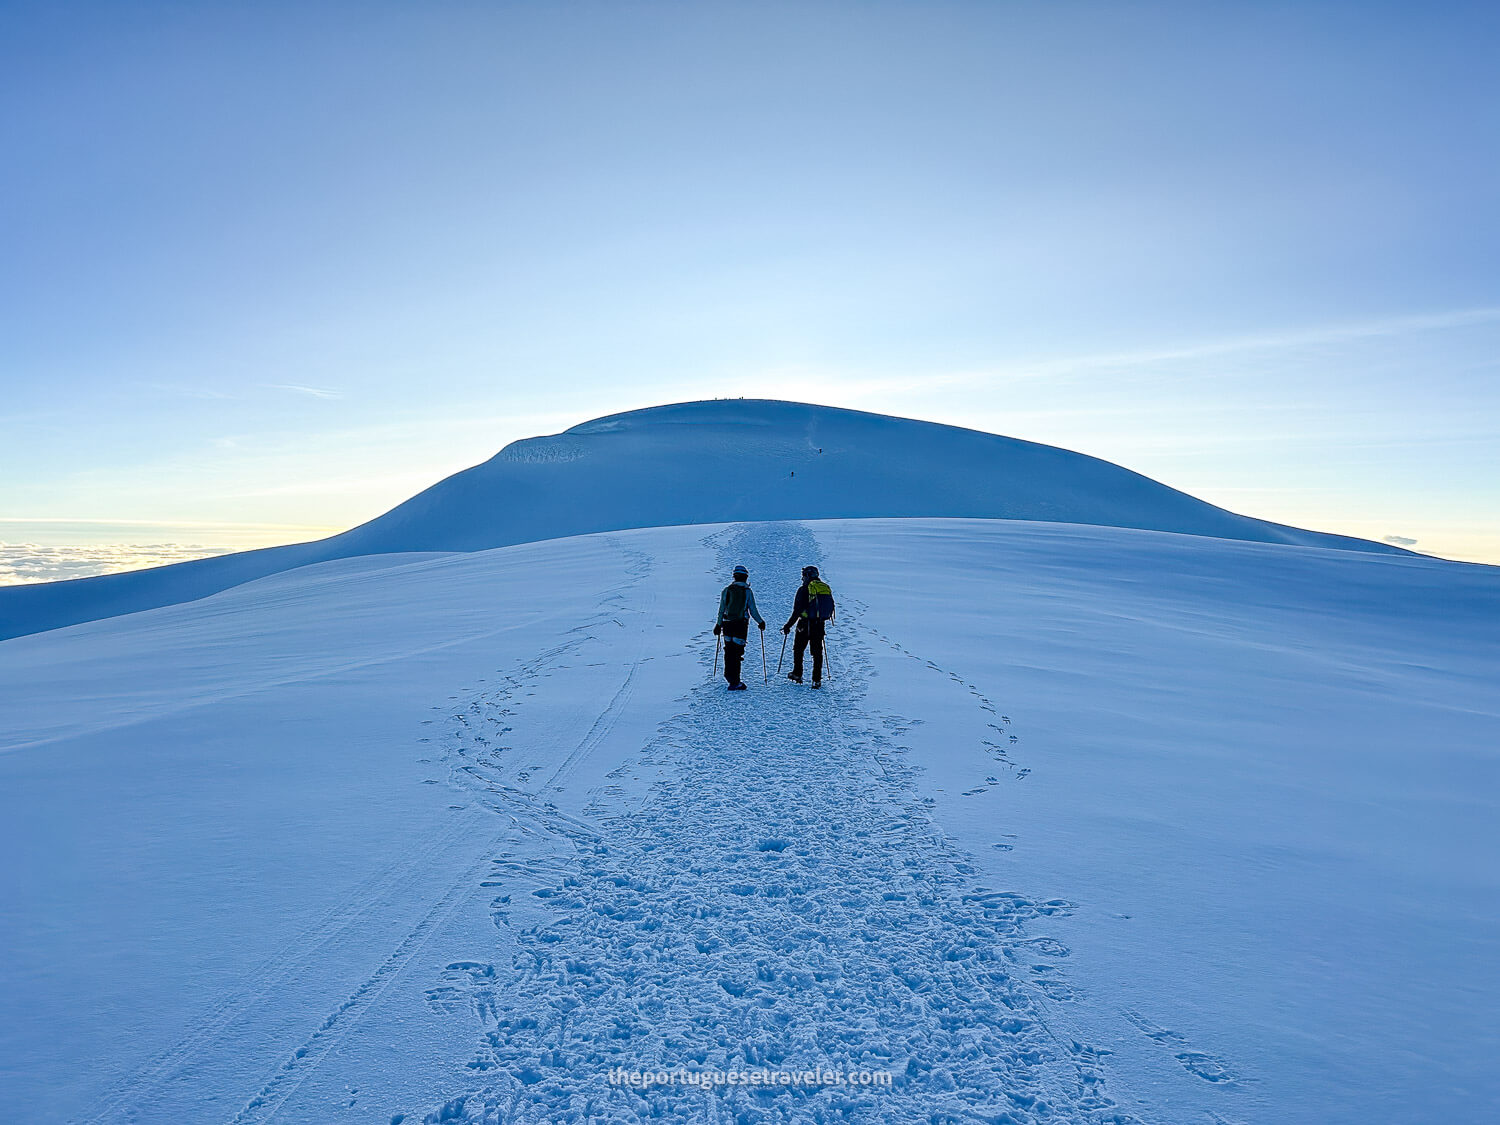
top-left (418, 523), bottom-right (1123, 1124)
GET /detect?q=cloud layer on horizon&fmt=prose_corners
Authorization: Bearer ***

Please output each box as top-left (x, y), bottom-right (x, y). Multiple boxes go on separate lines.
top-left (0, 542), bottom-right (233, 586)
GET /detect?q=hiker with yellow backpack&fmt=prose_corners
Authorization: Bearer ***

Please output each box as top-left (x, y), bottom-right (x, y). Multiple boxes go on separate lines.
top-left (781, 565), bottom-right (835, 688)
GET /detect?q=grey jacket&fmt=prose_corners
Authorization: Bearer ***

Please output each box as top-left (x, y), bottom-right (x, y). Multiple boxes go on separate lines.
top-left (716, 580), bottom-right (766, 628)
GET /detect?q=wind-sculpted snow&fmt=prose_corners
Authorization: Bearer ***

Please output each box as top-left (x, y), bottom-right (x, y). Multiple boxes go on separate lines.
top-left (415, 524), bottom-right (1127, 1123)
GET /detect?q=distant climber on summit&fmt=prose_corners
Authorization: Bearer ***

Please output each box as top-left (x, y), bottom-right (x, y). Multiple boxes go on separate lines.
top-left (714, 564), bottom-right (766, 691)
top-left (783, 565), bottom-right (835, 688)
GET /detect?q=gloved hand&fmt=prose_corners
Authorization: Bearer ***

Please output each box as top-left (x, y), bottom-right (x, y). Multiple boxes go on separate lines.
top-left (758, 621), bottom-right (766, 630)
top-left (781, 624), bottom-right (791, 635)
top-left (713, 623), bottom-right (721, 636)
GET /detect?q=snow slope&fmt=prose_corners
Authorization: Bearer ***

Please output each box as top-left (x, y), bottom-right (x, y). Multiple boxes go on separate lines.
top-left (0, 400), bottom-right (1401, 641)
top-left (1, 517), bottom-right (1494, 1123)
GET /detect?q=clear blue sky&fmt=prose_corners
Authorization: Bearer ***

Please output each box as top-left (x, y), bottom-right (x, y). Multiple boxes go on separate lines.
top-left (3, 0), bottom-right (1497, 568)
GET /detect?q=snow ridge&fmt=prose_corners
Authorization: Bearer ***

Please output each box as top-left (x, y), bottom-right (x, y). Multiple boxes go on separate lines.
top-left (412, 522), bottom-right (1128, 1124)
top-left (0, 398), bottom-right (1406, 643)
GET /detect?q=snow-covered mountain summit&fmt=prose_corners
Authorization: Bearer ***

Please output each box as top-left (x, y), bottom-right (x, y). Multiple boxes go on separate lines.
top-left (343, 399), bottom-right (1395, 554)
top-left (0, 399), bottom-right (1398, 640)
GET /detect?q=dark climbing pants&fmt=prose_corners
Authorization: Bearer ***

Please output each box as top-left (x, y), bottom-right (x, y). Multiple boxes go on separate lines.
top-left (722, 618), bottom-right (749, 685)
top-left (791, 619), bottom-right (825, 681)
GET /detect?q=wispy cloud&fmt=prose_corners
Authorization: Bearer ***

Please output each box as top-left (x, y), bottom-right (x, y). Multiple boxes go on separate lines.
top-left (266, 383), bottom-right (344, 399)
top-left (716, 306), bottom-right (1500, 407)
top-left (1383, 535), bottom-right (1419, 546)
top-left (998, 306), bottom-right (1500, 377)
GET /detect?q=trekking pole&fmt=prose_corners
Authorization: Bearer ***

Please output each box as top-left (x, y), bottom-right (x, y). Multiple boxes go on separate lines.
top-left (823, 633), bottom-right (833, 682)
top-left (713, 633), bottom-right (721, 677)
top-left (777, 631), bottom-right (788, 674)
top-left (761, 628), bottom-right (768, 683)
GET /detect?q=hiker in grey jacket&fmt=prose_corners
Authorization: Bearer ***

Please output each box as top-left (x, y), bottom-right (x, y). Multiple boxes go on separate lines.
top-left (713, 564), bottom-right (766, 690)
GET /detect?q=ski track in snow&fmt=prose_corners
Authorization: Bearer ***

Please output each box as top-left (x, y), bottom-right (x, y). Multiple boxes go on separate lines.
top-left (416, 522), bottom-right (1137, 1124)
top-left (83, 816), bottom-right (504, 1125)
top-left (226, 539), bottom-right (660, 1125)
top-left (230, 837), bottom-right (510, 1125)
